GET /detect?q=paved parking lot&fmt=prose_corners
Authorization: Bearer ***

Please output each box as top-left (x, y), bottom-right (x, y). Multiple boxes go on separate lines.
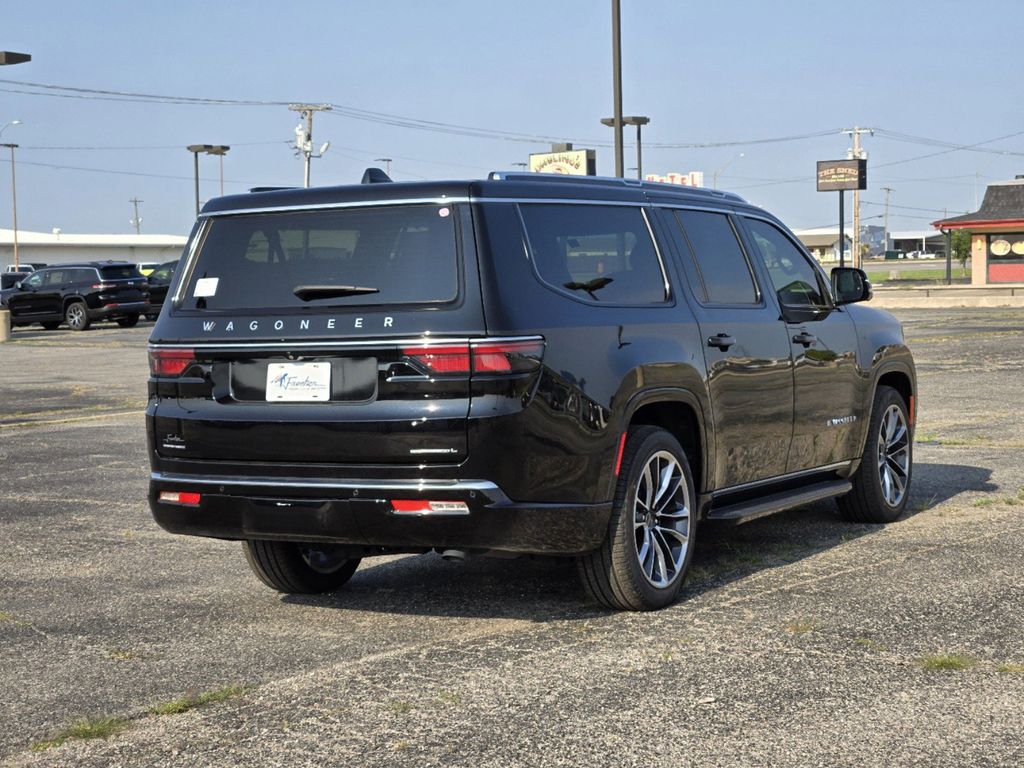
top-left (1, 310), bottom-right (1022, 767)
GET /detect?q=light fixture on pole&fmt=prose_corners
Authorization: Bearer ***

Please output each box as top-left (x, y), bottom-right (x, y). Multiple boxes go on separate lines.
top-left (512, 162), bottom-right (529, 170)
top-left (186, 144), bottom-right (230, 216)
top-left (712, 152), bottom-right (744, 189)
top-left (1, 120), bottom-right (22, 269)
top-left (602, 115), bottom-right (649, 180)
top-left (0, 52), bottom-right (31, 66)
top-left (373, 158), bottom-right (393, 176)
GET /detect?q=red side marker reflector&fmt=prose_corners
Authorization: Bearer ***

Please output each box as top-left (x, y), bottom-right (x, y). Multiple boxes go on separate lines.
top-left (159, 491), bottom-right (201, 506)
top-left (613, 432), bottom-right (628, 476)
top-left (908, 395), bottom-right (915, 426)
top-left (391, 500), bottom-right (470, 515)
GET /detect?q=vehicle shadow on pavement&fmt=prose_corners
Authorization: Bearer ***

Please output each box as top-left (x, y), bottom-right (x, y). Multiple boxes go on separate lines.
top-left (282, 462), bottom-right (994, 619)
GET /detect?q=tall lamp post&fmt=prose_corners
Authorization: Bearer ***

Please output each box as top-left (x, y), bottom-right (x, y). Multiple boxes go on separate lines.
top-left (602, 115), bottom-right (650, 179)
top-left (186, 144), bottom-right (230, 216)
top-left (712, 152), bottom-right (744, 189)
top-left (1, 120), bottom-right (22, 268)
top-left (1, 54), bottom-right (29, 269)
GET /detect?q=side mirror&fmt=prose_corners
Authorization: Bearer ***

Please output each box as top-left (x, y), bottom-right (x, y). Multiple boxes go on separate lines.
top-left (15, 280), bottom-right (24, 290)
top-left (831, 267), bottom-right (872, 305)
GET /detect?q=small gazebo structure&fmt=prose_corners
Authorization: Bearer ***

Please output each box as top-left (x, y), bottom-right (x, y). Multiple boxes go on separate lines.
top-left (934, 178), bottom-right (1024, 285)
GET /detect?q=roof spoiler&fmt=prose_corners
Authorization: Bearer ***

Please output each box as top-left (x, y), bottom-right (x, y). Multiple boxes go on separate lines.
top-left (361, 167), bottom-right (393, 184)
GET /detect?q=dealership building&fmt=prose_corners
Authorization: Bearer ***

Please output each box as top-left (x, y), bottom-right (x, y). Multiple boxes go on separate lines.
top-left (1, 228), bottom-right (187, 269)
top-left (934, 178), bottom-right (1024, 285)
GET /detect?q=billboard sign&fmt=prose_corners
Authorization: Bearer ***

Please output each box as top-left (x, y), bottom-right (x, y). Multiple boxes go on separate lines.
top-left (529, 149), bottom-right (596, 176)
top-left (816, 159), bottom-right (867, 191)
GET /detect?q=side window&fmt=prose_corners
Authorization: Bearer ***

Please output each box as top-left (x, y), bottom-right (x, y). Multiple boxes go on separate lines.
top-left (744, 218), bottom-right (830, 308)
top-left (672, 210), bottom-right (759, 305)
top-left (519, 204), bottom-right (667, 304)
top-left (71, 269), bottom-right (91, 284)
top-left (44, 270), bottom-right (67, 286)
top-left (23, 272), bottom-right (44, 289)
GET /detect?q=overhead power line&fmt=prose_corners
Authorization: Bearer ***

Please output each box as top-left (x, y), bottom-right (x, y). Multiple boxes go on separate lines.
top-left (0, 77), bottom-right (844, 149)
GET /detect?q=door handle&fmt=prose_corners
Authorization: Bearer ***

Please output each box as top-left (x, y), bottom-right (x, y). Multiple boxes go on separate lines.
top-left (707, 333), bottom-right (736, 351)
top-left (792, 332), bottom-right (817, 348)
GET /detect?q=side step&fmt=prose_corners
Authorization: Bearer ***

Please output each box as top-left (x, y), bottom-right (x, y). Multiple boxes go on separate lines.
top-left (706, 479), bottom-right (852, 525)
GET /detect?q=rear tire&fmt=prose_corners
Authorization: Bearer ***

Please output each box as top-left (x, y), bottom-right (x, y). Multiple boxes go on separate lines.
top-left (64, 301), bottom-right (90, 331)
top-left (116, 314), bottom-right (140, 328)
top-left (837, 385), bottom-right (912, 523)
top-left (243, 540), bottom-right (361, 594)
top-left (40, 321), bottom-right (60, 330)
top-left (578, 426), bottom-right (696, 611)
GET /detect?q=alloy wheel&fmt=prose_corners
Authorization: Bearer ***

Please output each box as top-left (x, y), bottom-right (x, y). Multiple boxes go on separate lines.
top-left (633, 450), bottom-right (691, 588)
top-left (876, 404), bottom-right (910, 507)
top-left (66, 304), bottom-right (85, 330)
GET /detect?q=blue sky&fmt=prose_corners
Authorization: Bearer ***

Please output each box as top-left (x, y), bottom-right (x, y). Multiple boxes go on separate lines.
top-left (2, 0), bottom-right (1022, 235)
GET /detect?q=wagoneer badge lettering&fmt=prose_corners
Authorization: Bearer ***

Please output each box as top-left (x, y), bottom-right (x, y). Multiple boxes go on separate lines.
top-left (200, 317), bottom-right (395, 332)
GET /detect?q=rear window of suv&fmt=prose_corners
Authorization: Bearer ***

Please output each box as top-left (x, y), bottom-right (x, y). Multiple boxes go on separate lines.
top-left (180, 205), bottom-right (459, 311)
top-left (99, 266), bottom-right (142, 280)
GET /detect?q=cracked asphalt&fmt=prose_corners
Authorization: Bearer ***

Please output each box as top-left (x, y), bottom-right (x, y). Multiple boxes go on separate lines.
top-left (1, 309), bottom-right (1022, 767)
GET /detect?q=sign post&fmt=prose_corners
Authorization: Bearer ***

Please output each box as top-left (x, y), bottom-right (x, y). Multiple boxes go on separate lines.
top-left (817, 159), bottom-right (867, 268)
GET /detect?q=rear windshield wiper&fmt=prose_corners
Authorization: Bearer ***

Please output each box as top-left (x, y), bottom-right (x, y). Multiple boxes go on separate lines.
top-left (563, 277), bottom-right (613, 300)
top-left (293, 285), bottom-right (380, 301)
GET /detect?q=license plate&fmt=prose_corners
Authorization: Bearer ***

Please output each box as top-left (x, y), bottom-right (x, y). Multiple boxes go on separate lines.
top-left (266, 362), bottom-right (331, 401)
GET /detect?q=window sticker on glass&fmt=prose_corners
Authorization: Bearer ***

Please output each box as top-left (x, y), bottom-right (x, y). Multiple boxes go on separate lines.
top-left (438, 207), bottom-right (450, 218)
top-left (193, 277), bottom-right (219, 297)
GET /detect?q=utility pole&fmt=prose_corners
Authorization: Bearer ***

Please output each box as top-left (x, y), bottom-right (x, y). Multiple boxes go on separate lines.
top-left (373, 157), bottom-right (392, 176)
top-left (129, 197), bottom-right (143, 235)
top-left (289, 104), bottom-right (332, 188)
top-left (843, 126), bottom-right (873, 268)
top-left (880, 186), bottom-right (893, 257)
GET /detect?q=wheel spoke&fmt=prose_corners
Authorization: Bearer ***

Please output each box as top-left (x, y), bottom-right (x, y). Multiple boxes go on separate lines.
top-left (656, 524), bottom-right (688, 546)
top-left (637, 529), bottom-right (651, 566)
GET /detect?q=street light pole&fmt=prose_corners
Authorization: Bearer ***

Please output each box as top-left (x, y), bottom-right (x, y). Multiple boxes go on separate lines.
top-left (602, 115), bottom-right (649, 180)
top-left (186, 144), bottom-right (230, 216)
top-left (611, 0), bottom-right (624, 177)
top-left (374, 158), bottom-right (393, 176)
top-left (1, 143), bottom-right (19, 268)
top-left (712, 152), bottom-right (744, 189)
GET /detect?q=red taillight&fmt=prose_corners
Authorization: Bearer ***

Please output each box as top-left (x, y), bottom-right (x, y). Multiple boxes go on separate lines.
top-left (91, 283), bottom-right (114, 290)
top-left (149, 348), bottom-right (195, 377)
top-left (401, 345), bottom-right (472, 375)
top-left (402, 340), bottom-right (544, 376)
top-left (158, 490), bottom-right (201, 506)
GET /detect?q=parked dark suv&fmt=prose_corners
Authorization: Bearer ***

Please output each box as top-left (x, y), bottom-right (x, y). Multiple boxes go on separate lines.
top-left (147, 172), bottom-right (915, 610)
top-left (1, 261), bottom-right (150, 330)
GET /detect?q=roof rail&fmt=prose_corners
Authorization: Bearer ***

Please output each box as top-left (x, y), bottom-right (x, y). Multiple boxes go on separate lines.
top-left (248, 186), bottom-right (299, 193)
top-left (486, 171), bottom-right (745, 203)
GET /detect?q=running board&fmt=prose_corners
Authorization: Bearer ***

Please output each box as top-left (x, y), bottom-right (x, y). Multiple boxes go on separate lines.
top-left (706, 479), bottom-right (852, 525)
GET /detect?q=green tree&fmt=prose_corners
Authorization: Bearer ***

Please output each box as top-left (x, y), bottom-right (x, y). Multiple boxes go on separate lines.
top-left (951, 230), bottom-right (972, 268)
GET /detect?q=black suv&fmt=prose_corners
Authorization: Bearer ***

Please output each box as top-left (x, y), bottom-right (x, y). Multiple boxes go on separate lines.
top-left (1, 262), bottom-right (150, 330)
top-left (147, 173), bottom-right (915, 610)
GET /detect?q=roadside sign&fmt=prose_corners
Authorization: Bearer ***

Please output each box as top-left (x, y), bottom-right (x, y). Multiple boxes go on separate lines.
top-left (817, 159), bottom-right (867, 192)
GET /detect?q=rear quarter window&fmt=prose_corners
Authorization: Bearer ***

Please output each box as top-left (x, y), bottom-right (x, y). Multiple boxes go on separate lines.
top-left (180, 204), bottom-right (459, 311)
top-left (519, 204), bottom-right (667, 304)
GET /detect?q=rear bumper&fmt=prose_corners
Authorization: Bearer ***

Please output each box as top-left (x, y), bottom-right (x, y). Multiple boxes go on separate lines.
top-left (148, 472), bottom-right (611, 556)
top-left (90, 300), bottom-right (150, 319)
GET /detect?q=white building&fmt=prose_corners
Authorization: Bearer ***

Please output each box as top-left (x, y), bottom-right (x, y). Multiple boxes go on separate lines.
top-left (1, 228), bottom-right (187, 269)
